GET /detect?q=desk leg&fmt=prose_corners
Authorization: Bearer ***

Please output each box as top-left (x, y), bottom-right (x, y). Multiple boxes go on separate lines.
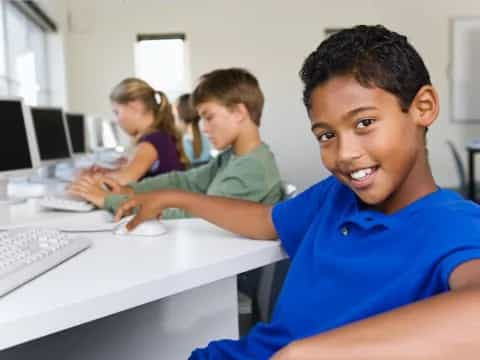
top-left (469, 150), bottom-right (476, 202)
top-left (1, 277), bottom-right (239, 360)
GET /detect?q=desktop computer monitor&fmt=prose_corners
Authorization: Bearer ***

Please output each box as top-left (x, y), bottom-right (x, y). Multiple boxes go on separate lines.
top-left (66, 113), bottom-right (86, 154)
top-left (0, 97), bottom-right (40, 177)
top-left (31, 107), bottom-right (73, 163)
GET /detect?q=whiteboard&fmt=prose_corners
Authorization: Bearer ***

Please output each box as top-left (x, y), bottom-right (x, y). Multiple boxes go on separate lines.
top-left (450, 17), bottom-right (480, 122)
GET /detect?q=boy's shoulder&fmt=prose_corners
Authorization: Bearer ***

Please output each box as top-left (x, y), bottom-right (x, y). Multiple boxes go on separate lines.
top-left (235, 142), bottom-right (274, 160)
top-left (414, 190), bottom-right (480, 233)
top-left (275, 176), bottom-right (354, 224)
top-left (216, 143), bottom-right (275, 167)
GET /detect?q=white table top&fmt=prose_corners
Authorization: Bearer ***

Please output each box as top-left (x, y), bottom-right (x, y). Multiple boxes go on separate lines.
top-left (0, 200), bottom-right (285, 349)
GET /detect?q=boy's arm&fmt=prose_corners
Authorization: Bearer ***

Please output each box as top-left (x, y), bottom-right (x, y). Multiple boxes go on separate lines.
top-left (272, 259), bottom-right (480, 360)
top-left (132, 160), bottom-right (218, 194)
top-left (158, 157), bottom-right (284, 220)
top-left (104, 160), bottom-right (219, 213)
top-left (115, 189), bottom-right (278, 240)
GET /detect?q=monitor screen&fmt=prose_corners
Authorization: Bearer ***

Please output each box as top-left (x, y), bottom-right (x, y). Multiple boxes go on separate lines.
top-left (0, 100), bottom-right (33, 172)
top-left (31, 107), bottom-right (71, 161)
top-left (66, 113), bottom-right (86, 153)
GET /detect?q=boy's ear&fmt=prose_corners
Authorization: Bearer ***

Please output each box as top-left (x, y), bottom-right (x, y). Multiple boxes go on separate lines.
top-left (232, 103), bottom-right (249, 123)
top-left (409, 85), bottom-right (439, 128)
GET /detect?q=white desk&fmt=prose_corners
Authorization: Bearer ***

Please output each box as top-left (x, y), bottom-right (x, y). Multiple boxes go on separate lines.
top-left (0, 200), bottom-right (285, 359)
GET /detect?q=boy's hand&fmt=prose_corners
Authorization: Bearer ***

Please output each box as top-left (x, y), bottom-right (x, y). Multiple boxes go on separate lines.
top-left (114, 192), bottom-right (167, 231)
top-left (68, 174), bottom-right (110, 207)
top-left (68, 174), bottom-right (131, 207)
top-left (94, 175), bottom-right (127, 194)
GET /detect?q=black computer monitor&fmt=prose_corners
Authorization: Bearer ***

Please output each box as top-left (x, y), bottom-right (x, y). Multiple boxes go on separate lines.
top-left (0, 98), bottom-right (39, 175)
top-left (66, 113), bottom-right (86, 154)
top-left (31, 107), bottom-right (72, 162)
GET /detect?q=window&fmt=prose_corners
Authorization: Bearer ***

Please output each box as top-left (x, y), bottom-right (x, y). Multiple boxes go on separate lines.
top-left (134, 34), bottom-right (190, 102)
top-left (0, 1), bottom-right (53, 106)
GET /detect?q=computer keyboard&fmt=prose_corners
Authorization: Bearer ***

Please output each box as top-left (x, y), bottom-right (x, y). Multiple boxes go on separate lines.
top-left (0, 228), bottom-right (92, 296)
top-left (38, 195), bottom-right (95, 212)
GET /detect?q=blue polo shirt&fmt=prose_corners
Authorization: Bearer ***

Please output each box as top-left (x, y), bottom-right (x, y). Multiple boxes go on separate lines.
top-left (190, 176), bottom-right (480, 359)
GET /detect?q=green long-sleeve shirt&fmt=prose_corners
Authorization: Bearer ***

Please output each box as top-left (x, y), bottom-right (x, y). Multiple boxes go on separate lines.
top-left (104, 143), bottom-right (285, 219)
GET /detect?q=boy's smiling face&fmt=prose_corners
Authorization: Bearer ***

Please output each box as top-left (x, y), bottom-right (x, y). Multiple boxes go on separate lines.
top-left (309, 75), bottom-right (438, 213)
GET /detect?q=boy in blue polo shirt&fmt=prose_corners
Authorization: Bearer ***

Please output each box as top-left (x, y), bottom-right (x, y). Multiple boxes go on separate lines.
top-left (115, 25), bottom-right (480, 359)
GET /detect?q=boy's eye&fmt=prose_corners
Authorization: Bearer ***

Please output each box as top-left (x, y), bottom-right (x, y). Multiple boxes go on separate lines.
top-left (356, 118), bottom-right (375, 129)
top-left (317, 131), bottom-right (335, 142)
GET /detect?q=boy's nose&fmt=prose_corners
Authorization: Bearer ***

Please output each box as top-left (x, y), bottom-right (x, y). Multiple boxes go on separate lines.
top-left (336, 137), bottom-right (363, 167)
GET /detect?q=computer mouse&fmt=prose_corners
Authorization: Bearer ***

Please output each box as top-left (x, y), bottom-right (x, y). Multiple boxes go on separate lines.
top-left (113, 216), bottom-right (167, 237)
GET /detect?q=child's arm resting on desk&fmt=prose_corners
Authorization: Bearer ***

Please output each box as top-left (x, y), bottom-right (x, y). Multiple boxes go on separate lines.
top-left (114, 189), bottom-right (278, 240)
top-left (272, 259), bottom-right (480, 360)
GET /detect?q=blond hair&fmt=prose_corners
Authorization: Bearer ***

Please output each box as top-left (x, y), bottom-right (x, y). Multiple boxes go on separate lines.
top-left (110, 78), bottom-right (189, 166)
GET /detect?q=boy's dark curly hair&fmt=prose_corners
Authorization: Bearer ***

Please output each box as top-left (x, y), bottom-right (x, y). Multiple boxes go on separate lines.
top-left (300, 25), bottom-right (431, 113)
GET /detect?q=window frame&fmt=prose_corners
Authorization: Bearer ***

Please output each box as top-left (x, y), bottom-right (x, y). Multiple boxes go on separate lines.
top-left (0, 0), bottom-right (56, 106)
top-left (134, 32), bottom-right (190, 102)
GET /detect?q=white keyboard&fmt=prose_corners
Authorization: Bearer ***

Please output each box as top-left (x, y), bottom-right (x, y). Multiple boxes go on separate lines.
top-left (38, 195), bottom-right (95, 212)
top-left (0, 228), bottom-right (92, 296)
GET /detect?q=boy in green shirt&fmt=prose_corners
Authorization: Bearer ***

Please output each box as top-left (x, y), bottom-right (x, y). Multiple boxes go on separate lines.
top-left (69, 68), bottom-right (285, 218)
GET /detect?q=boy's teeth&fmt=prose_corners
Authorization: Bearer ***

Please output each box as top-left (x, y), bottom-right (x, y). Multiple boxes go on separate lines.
top-left (350, 167), bottom-right (373, 180)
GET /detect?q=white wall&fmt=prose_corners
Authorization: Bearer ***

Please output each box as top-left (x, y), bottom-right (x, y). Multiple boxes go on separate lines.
top-left (62, 0), bottom-right (480, 190)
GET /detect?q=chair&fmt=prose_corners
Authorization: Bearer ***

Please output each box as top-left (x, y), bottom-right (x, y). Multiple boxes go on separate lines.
top-left (446, 140), bottom-right (480, 199)
top-left (256, 258), bottom-right (290, 322)
top-left (250, 183), bottom-right (296, 322)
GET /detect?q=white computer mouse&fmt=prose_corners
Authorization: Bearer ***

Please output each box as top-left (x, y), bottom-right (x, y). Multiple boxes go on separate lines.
top-left (113, 216), bottom-right (167, 237)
